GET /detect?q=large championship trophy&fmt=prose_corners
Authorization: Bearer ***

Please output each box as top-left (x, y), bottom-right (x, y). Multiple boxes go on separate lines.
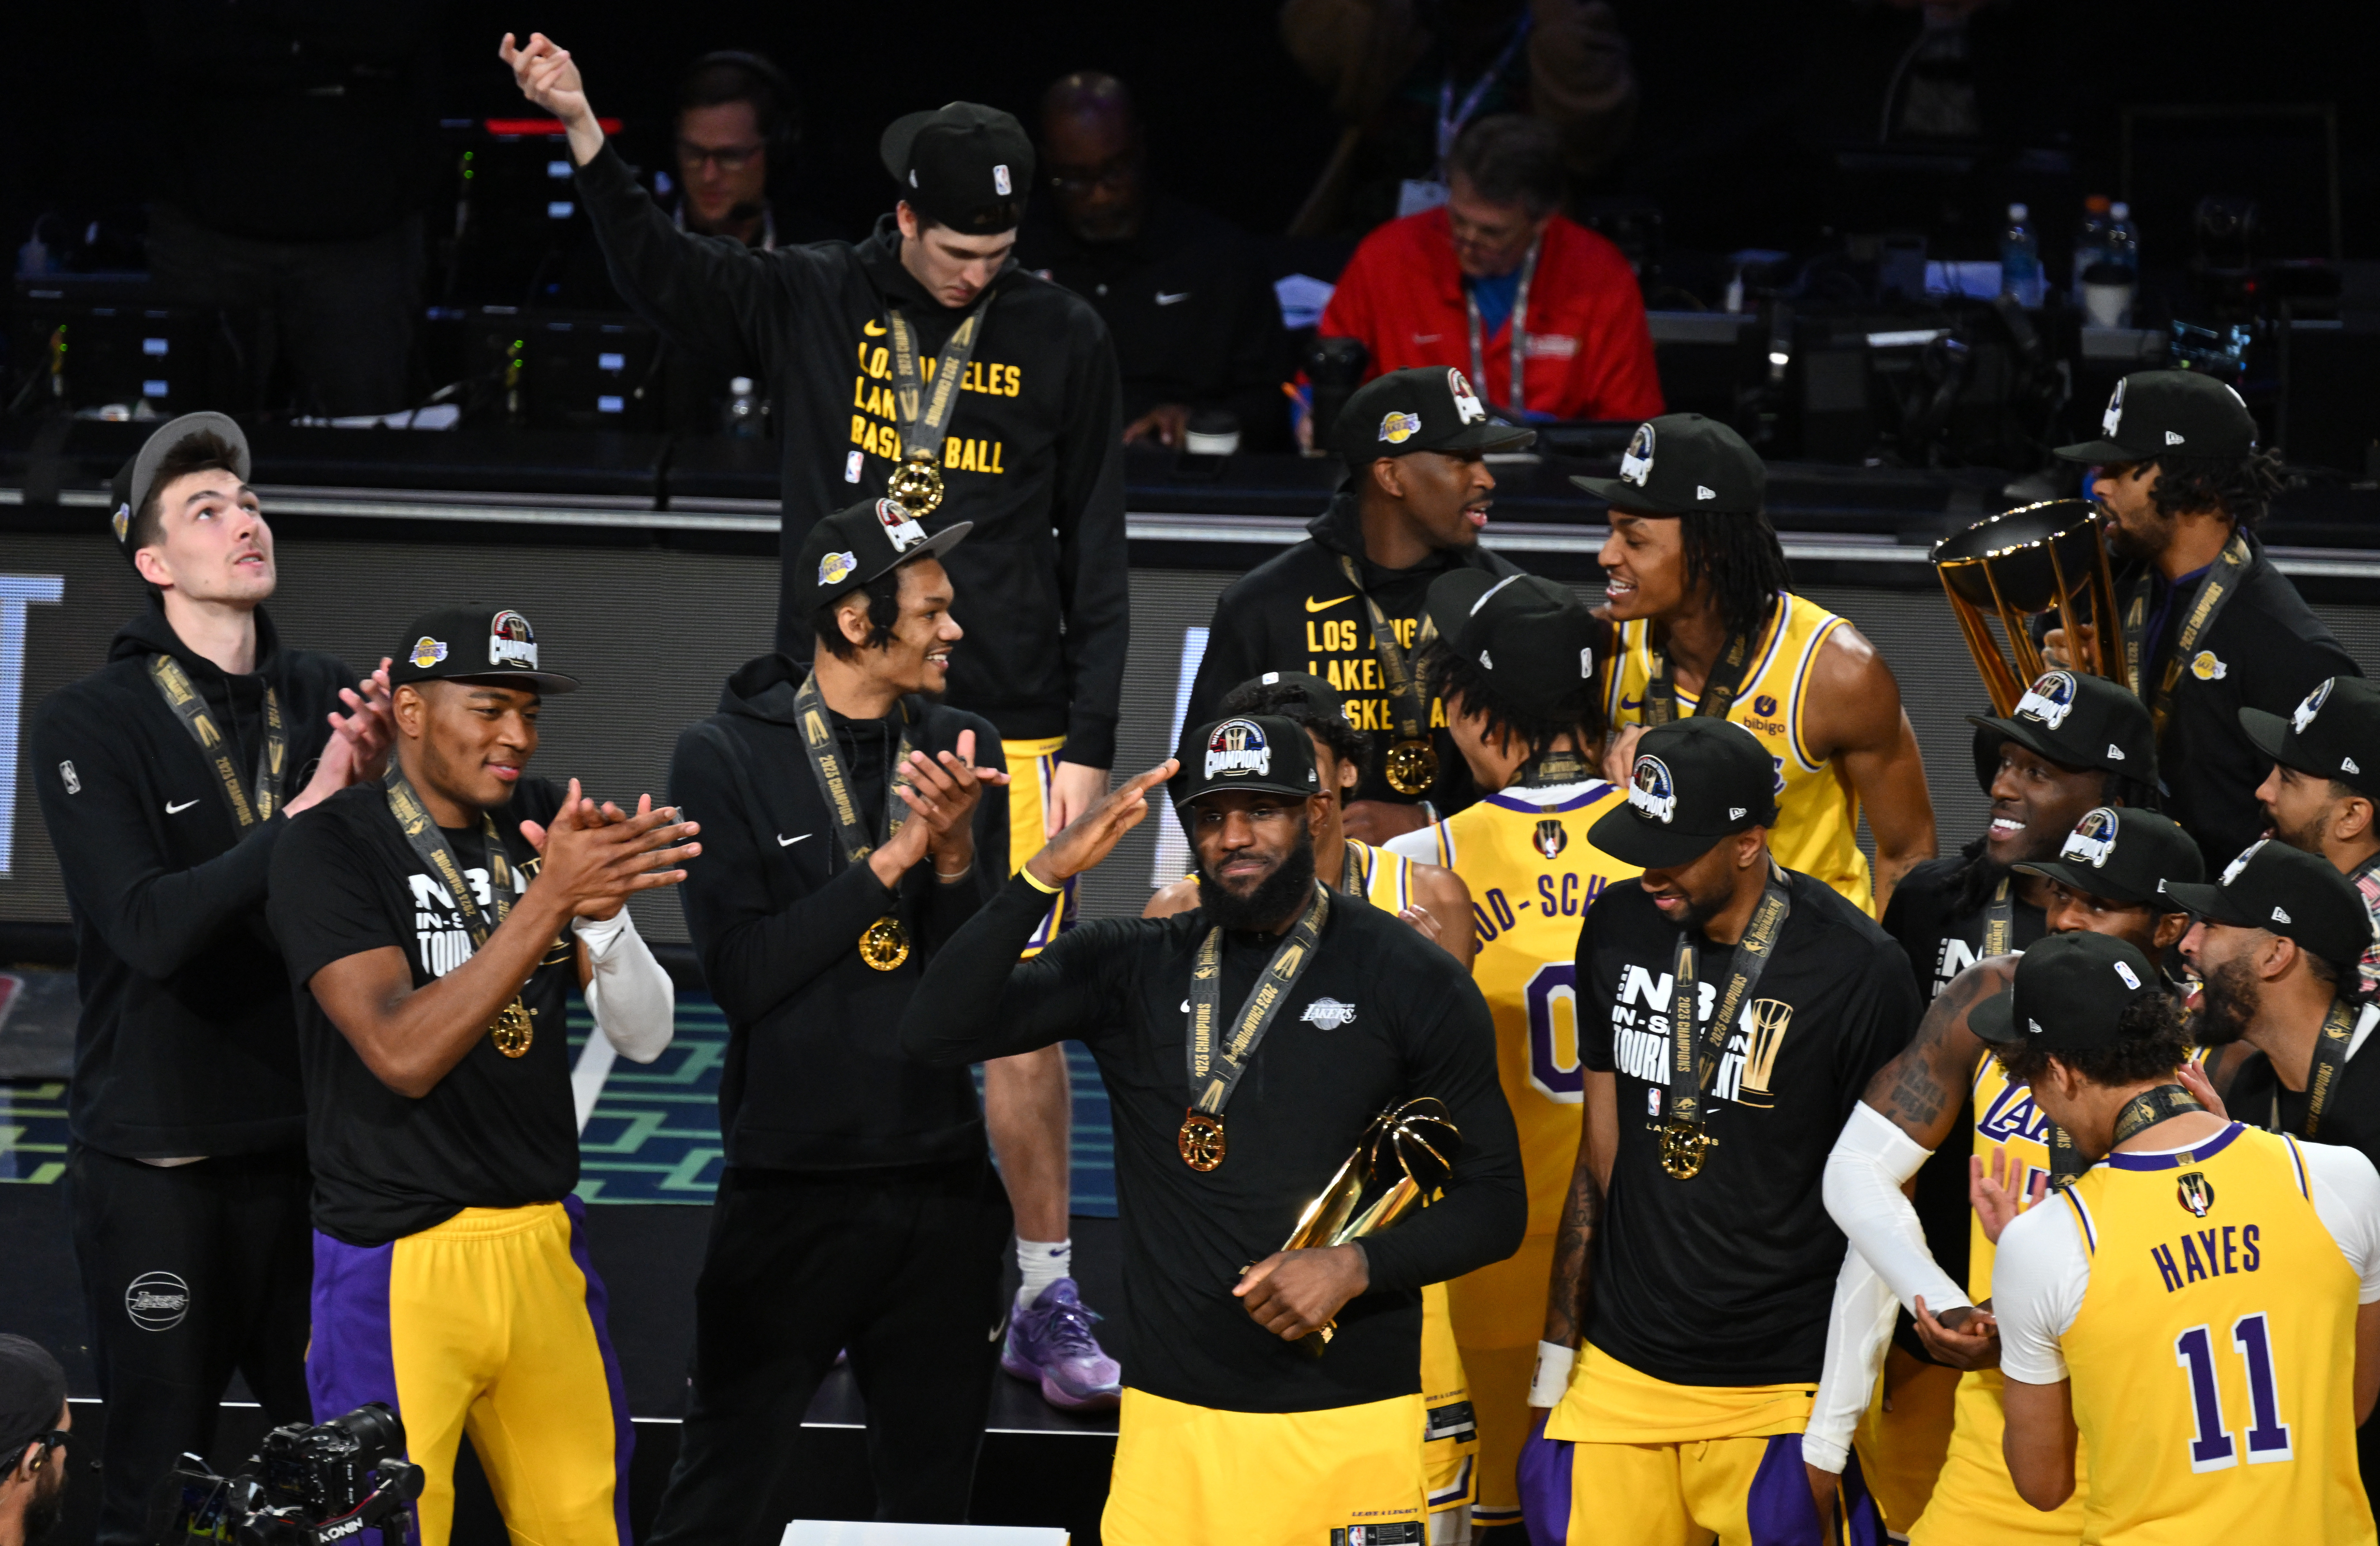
top-left (1277, 1098), bottom-right (1461, 1355)
top-left (1929, 498), bottom-right (2131, 714)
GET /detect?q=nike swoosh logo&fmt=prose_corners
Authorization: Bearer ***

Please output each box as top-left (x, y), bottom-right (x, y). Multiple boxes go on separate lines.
top-left (165, 799), bottom-right (199, 815)
top-left (1620, 696), bottom-right (1643, 711)
top-left (863, 320), bottom-right (887, 337)
top-left (1181, 1000), bottom-right (1192, 1014)
top-left (778, 833), bottom-right (811, 847)
top-left (1155, 291), bottom-right (1190, 305)
top-left (1305, 594), bottom-right (1354, 612)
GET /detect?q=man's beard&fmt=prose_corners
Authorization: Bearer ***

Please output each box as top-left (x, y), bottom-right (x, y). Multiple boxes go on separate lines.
top-left (2194, 954), bottom-right (2261, 1045)
top-left (2105, 506), bottom-right (2175, 564)
top-left (2273, 807), bottom-right (2330, 858)
top-left (1198, 821), bottom-right (1318, 932)
top-left (1671, 877), bottom-right (1737, 937)
top-left (23, 1464), bottom-right (64, 1542)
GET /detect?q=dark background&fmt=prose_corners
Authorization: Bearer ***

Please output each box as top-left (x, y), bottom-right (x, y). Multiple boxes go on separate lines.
top-left (5, 0), bottom-right (2377, 273)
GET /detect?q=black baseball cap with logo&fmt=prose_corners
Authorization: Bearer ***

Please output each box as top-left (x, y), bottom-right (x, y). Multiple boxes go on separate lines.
top-left (1971, 931), bottom-right (2160, 1050)
top-left (2055, 369), bottom-right (2258, 464)
top-left (2159, 837), bottom-right (2375, 974)
top-left (109, 410), bottom-right (252, 559)
top-left (2014, 806), bottom-right (2204, 908)
top-left (1570, 413), bottom-right (1765, 517)
top-left (795, 496), bottom-right (972, 616)
top-left (389, 605), bottom-right (579, 695)
top-left (1588, 717), bottom-right (1780, 869)
top-left (1174, 714), bottom-right (1322, 808)
top-left (880, 103), bottom-right (1033, 234)
top-left (1423, 570), bottom-right (1604, 720)
top-left (1967, 668), bottom-right (2156, 788)
top-left (1334, 366), bottom-right (1535, 463)
top-left (2240, 676), bottom-right (2380, 802)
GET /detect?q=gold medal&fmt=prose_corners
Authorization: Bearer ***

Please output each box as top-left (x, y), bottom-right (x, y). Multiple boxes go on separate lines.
top-left (859, 916), bottom-right (912, 971)
top-left (886, 451), bottom-right (944, 517)
top-left (489, 997), bottom-right (534, 1059)
top-left (1385, 738), bottom-right (1438, 796)
top-left (1653, 1118), bottom-right (1715, 1180)
top-left (1178, 1110), bottom-right (1227, 1171)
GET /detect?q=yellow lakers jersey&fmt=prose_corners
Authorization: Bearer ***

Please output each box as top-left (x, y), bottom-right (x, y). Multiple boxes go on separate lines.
top-left (2058, 1125), bottom-right (2371, 1545)
top-left (1606, 593), bottom-right (1874, 916)
top-left (1420, 782), bottom-right (1639, 1235)
top-left (1340, 837), bottom-right (1415, 914)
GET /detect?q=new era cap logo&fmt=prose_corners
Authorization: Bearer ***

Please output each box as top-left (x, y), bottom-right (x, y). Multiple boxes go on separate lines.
top-left (2107, 744), bottom-right (2125, 760)
top-left (2349, 756), bottom-right (2364, 774)
top-left (2165, 430), bottom-right (2185, 445)
top-left (2273, 906), bottom-right (2292, 924)
top-left (1696, 485), bottom-right (1717, 500)
top-left (1728, 806), bottom-right (1747, 820)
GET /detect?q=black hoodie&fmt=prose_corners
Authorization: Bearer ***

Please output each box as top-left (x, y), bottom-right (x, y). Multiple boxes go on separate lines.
top-left (667, 654), bottom-right (1010, 1171)
top-left (29, 606), bottom-right (353, 1158)
top-left (576, 144), bottom-right (1130, 768)
top-left (1187, 483), bottom-right (1523, 813)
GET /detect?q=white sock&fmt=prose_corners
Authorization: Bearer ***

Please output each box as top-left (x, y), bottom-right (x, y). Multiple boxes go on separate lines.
top-left (1016, 1237), bottom-right (1072, 1309)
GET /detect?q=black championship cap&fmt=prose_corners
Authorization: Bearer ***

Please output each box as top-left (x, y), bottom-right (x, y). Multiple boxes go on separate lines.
top-left (1174, 714), bottom-right (1322, 808)
top-left (109, 410), bottom-right (252, 559)
top-left (1334, 366), bottom-right (1535, 463)
top-left (1968, 668), bottom-right (2156, 787)
top-left (1570, 413), bottom-right (1765, 517)
top-left (2160, 837), bottom-right (2376, 973)
top-left (1423, 570), bottom-right (1603, 719)
top-left (389, 605), bottom-right (579, 695)
top-left (2014, 806), bottom-right (2205, 908)
top-left (880, 102), bottom-right (1033, 234)
top-left (1588, 717), bottom-right (1780, 869)
top-left (2055, 369), bottom-right (2258, 464)
top-left (2241, 676), bottom-right (2380, 802)
top-left (0, 1334), bottom-right (66, 1450)
top-left (1971, 931), bottom-right (2161, 1050)
top-left (796, 496), bottom-right (971, 616)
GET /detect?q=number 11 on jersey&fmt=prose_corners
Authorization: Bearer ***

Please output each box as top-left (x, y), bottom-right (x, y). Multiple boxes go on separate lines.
top-left (2174, 1312), bottom-right (2295, 1473)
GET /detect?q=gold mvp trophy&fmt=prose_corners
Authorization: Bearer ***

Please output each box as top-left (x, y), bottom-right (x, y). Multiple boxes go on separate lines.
top-left (1928, 498), bottom-right (2132, 714)
top-left (1276, 1098), bottom-right (1461, 1356)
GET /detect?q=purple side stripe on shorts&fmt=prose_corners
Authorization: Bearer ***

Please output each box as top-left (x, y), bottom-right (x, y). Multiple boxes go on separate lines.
top-left (1745, 1432), bottom-right (1885, 1546)
top-left (1517, 1411), bottom-right (1573, 1546)
top-left (306, 1231), bottom-right (415, 1546)
top-left (563, 1195), bottom-right (637, 1546)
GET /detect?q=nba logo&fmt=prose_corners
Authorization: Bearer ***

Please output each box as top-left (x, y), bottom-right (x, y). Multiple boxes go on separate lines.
top-left (1534, 818), bottom-right (1568, 860)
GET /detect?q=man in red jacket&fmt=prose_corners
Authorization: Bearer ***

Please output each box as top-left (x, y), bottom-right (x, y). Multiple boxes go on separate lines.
top-left (1319, 114), bottom-right (1661, 424)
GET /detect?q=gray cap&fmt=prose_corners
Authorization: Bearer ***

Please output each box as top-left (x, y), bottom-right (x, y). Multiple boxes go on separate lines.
top-left (109, 411), bottom-right (252, 558)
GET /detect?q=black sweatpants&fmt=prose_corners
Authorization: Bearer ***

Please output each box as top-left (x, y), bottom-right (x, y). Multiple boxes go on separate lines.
top-left (64, 1144), bottom-right (313, 1546)
top-left (645, 1155), bottom-right (1013, 1544)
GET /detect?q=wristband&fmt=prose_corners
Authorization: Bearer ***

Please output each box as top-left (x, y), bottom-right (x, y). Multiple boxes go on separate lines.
top-left (935, 860), bottom-right (975, 885)
top-left (1019, 865), bottom-right (1064, 896)
top-left (1529, 1341), bottom-right (1577, 1408)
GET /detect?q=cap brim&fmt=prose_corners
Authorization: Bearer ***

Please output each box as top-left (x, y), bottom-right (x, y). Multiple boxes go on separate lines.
top-left (1173, 779), bottom-right (1317, 809)
top-left (879, 110), bottom-right (936, 181)
top-left (2052, 438), bottom-right (2134, 464)
top-left (1423, 568), bottom-right (1499, 648)
top-left (2154, 878), bottom-right (2240, 922)
top-left (2236, 706), bottom-right (2296, 767)
top-left (1450, 421), bottom-right (1537, 454)
top-left (2011, 859), bottom-right (2158, 907)
top-left (1567, 475), bottom-right (1741, 516)
top-left (1965, 714), bottom-right (2091, 773)
top-left (1969, 987), bottom-right (2023, 1046)
top-left (449, 670), bottom-right (580, 695)
top-left (1587, 802), bottom-right (1729, 869)
top-left (838, 520), bottom-right (972, 600)
top-left (129, 411), bottom-right (253, 518)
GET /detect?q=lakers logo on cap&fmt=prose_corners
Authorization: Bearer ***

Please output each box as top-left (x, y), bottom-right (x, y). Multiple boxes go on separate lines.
top-left (1620, 421), bottom-right (1655, 486)
top-left (1534, 818), bottom-right (1568, 860)
top-left (409, 636), bottom-right (448, 671)
top-left (2061, 806), bottom-right (2120, 869)
top-left (1628, 754), bottom-right (1677, 824)
top-left (1378, 410), bottom-right (1422, 444)
top-left (488, 610), bottom-right (538, 670)
top-left (1204, 719), bottom-right (1272, 779)
top-left (2014, 669), bottom-right (2079, 730)
top-left (818, 549), bottom-right (858, 587)
top-left (1447, 368), bottom-right (1487, 425)
top-left (2295, 678), bottom-right (2336, 733)
top-left (112, 502), bottom-right (132, 543)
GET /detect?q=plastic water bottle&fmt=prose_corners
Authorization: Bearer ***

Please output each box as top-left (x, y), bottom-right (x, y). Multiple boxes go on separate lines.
top-left (2105, 202), bottom-right (2140, 280)
top-left (2000, 203), bottom-right (2045, 308)
top-left (2072, 195), bottom-right (2111, 301)
top-left (725, 376), bottom-right (761, 440)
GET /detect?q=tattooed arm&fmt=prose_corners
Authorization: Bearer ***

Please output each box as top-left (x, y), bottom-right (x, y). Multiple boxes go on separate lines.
top-left (1862, 957), bottom-right (2011, 1146)
top-left (1541, 1068), bottom-right (1618, 1354)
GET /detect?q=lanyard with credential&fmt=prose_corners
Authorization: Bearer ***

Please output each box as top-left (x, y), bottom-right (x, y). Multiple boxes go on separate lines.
top-left (883, 287), bottom-right (997, 515)
top-left (1640, 599), bottom-right (1772, 728)
top-left (1179, 885), bottom-right (1331, 1172)
top-left (1466, 236), bottom-right (1540, 418)
top-left (1336, 553), bottom-right (1442, 796)
top-left (792, 673), bottom-right (920, 971)
top-left (1653, 869), bottom-right (1791, 1179)
top-left (2121, 531), bottom-right (2251, 738)
top-left (384, 768), bottom-right (535, 1058)
top-left (148, 654), bottom-right (286, 829)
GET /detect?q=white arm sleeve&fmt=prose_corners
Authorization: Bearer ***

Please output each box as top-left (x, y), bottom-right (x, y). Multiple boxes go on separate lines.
top-left (1823, 1101), bottom-right (1974, 1316)
top-left (1990, 1198), bottom-right (2090, 1385)
top-left (1804, 1242), bottom-right (1900, 1473)
top-left (1382, 827), bottom-right (1440, 864)
top-left (575, 908), bottom-right (674, 1064)
top-left (2298, 1138), bottom-right (2380, 1303)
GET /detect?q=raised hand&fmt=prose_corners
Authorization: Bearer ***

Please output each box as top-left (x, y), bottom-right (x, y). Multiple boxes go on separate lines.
top-left (1023, 759), bottom-right (1179, 888)
top-left (892, 728), bottom-right (1010, 875)
top-left (529, 779), bottom-right (698, 921)
top-left (1601, 723), bottom-right (1646, 786)
top-left (523, 791), bottom-right (668, 921)
top-left (497, 32), bottom-right (604, 164)
top-left (1971, 1149), bottom-right (2046, 1246)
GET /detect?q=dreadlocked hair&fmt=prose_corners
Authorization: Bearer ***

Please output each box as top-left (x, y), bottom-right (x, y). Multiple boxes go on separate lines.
top-left (1996, 987), bottom-right (2193, 1091)
top-left (1421, 636), bottom-right (1604, 761)
top-left (1219, 680), bottom-right (1369, 772)
top-left (2148, 448), bottom-right (2284, 531)
top-left (1679, 509), bottom-right (1792, 643)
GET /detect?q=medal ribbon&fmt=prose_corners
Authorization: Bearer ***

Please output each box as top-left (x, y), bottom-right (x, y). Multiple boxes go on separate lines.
top-left (1516, 746), bottom-right (1595, 788)
top-left (148, 654), bottom-right (286, 829)
top-left (1981, 876), bottom-right (2014, 959)
top-left (791, 674), bottom-right (917, 869)
top-left (1336, 553), bottom-right (1439, 752)
top-left (1186, 885), bottom-right (1332, 1119)
top-left (1640, 600), bottom-right (1772, 727)
top-left (2109, 1082), bottom-right (2204, 1149)
top-left (2280, 996), bottom-right (2360, 1139)
top-left (384, 769), bottom-right (514, 951)
top-left (885, 289), bottom-right (998, 472)
top-left (2121, 531), bottom-right (2251, 740)
top-left (1340, 837), bottom-right (1369, 896)
top-left (1466, 236), bottom-right (1540, 418)
top-left (1662, 869), bottom-right (1793, 1160)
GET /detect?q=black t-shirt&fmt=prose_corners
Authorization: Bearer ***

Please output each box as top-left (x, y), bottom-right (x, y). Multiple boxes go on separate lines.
top-left (1880, 854), bottom-right (2047, 1002)
top-left (1578, 869), bottom-right (1920, 1385)
top-left (269, 778), bottom-right (580, 1246)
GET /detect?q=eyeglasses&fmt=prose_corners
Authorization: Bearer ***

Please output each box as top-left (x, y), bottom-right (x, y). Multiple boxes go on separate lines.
top-left (677, 140), bottom-right (765, 173)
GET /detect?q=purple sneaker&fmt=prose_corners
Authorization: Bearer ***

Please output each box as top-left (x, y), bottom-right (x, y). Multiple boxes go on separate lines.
top-left (1001, 1278), bottom-right (1122, 1411)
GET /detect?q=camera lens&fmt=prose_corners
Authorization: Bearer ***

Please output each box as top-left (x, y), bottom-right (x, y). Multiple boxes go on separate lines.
top-left (326, 1402), bottom-right (406, 1464)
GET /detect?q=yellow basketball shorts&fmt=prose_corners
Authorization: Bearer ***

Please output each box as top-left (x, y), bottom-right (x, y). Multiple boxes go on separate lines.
top-left (1006, 735), bottom-right (1079, 955)
top-left (1907, 1368), bottom-right (2088, 1545)
top-left (1105, 1387), bottom-right (1429, 1546)
top-left (1446, 1231), bottom-right (1555, 1526)
top-left (1851, 1346), bottom-right (1957, 1537)
top-left (1422, 1280), bottom-right (1480, 1532)
top-left (307, 1199), bottom-right (629, 1546)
